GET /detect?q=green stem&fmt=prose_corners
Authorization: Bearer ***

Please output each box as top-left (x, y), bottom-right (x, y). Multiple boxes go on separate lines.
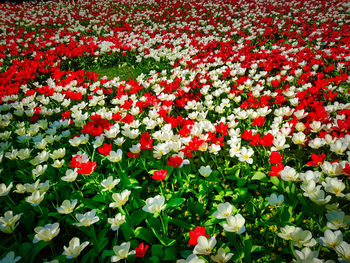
top-left (159, 212), bottom-right (167, 236)
top-left (7, 195), bottom-right (16, 206)
top-left (49, 242), bottom-right (55, 257)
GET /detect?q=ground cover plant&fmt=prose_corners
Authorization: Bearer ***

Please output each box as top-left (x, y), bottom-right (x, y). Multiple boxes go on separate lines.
top-left (0, 0), bottom-right (350, 262)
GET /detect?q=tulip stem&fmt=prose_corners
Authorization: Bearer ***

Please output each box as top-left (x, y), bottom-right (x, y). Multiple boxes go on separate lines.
top-left (160, 212), bottom-right (166, 236)
top-left (50, 242), bottom-right (55, 257)
top-left (7, 195), bottom-right (16, 206)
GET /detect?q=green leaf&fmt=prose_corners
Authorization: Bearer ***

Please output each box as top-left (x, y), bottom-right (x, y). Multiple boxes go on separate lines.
top-left (166, 198), bottom-right (186, 209)
top-left (163, 247), bottom-right (177, 261)
top-left (270, 176), bottom-right (280, 187)
top-left (120, 222), bottom-right (134, 241)
top-left (168, 217), bottom-right (193, 230)
top-left (251, 171), bottom-right (267, 181)
top-left (237, 179), bottom-right (246, 187)
top-left (151, 244), bottom-right (163, 258)
top-left (148, 256), bottom-right (160, 263)
top-left (130, 209), bottom-right (147, 227)
top-left (234, 187), bottom-right (248, 198)
top-left (243, 234), bottom-right (252, 263)
top-left (134, 227), bottom-right (155, 244)
top-left (30, 242), bottom-right (49, 263)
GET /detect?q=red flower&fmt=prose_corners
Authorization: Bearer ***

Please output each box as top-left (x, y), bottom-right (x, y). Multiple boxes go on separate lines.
top-left (241, 130), bottom-right (253, 141)
top-left (152, 169), bottom-right (167, 181)
top-left (98, 143), bottom-right (112, 156)
top-left (215, 122), bottom-right (228, 135)
top-left (269, 151), bottom-right (283, 164)
top-left (140, 132), bottom-right (153, 150)
top-left (69, 154), bottom-right (97, 175)
top-left (77, 161), bottom-right (97, 175)
top-left (252, 116), bottom-right (265, 127)
top-left (135, 243), bottom-right (149, 258)
top-left (62, 110), bottom-right (71, 119)
top-left (127, 152), bottom-right (139, 158)
top-left (188, 226), bottom-right (209, 245)
top-left (343, 163), bottom-right (350, 175)
top-left (259, 133), bottom-right (274, 147)
top-left (268, 163), bottom-right (284, 177)
top-left (167, 156), bottom-right (183, 167)
top-left (306, 153), bottom-right (326, 166)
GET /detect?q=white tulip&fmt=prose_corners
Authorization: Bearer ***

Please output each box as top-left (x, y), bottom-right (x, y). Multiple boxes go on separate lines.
top-left (222, 214), bottom-right (246, 234)
top-left (193, 236), bottom-right (217, 255)
top-left (267, 193), bottom-right (284, 207)
top-left (211, 247), bottom-right (233, 263)
top-left (142, 195), bottom-right (166, 214)
top-left (111, 242), bottom-right (135, 262)
top-left (198, 165), bottom-right (212, 177)
top-left (62, 237), bottom-right (89, 259)
top-left (213, 203), bottom-right (234, 219)
top-left (319, 230), bottom-right (343, 248)
top-left (33, 223), bottom-right (60, 243)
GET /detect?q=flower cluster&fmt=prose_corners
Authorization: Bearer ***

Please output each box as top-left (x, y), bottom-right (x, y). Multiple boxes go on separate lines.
top-left (0, 0), bottom-right (350, 262)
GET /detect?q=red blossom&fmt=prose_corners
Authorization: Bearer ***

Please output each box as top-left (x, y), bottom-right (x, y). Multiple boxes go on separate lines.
top-left (306, 153), bottom-right (326, 166)
top-left (140, 132), bottom-right (153, 150)
top-left (188, 226), bottom-right (209, 245)
top-left (135, 243), bottom-right (149, 258)
top-left (167, 156), bottom-right (183, 167)
top-left (152, 169), bottom-right (167, 181)
top-left (269, 151), bottom-right (283, 164)
top-left (269, 163), bottom-right (284, 177)
top-left (98, 143), bottom-right (112, 156)
top-left (252, 116), bottom-right (265, 127)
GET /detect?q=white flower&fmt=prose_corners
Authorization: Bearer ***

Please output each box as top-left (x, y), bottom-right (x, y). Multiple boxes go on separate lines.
top-left (278, 225), bottom-right (298, 240)
top-left (25, 190), bottom-right (45, 206)
top-left (193, 236), bottom-right (217, 255)
top-left (74, 209), bottom-right (100, 227)
top-left (280, 166), bottom-right (299, 181)
top-left (111, 242), bottom-right (135, 262)
top-left (109, 189), bottom-right (131, 208)
top-left (213, 203), bottom-right (234, 219)
top-left (62, 237), bottom-right (89, 259)
top-left (322, 177), bottom-right (346, 197)
top-left (57, 200), bottom-right (77, 214)
top-left (335, 241), bottom-right (350, 262)
top-left (108, 213), bottom-right (125, 231)
top-left (309, 188), bottom-right (332, 205)
top-left (0, 182), bottom-right (13, 197)
top-left (222, 214), bottom-right (246, 234)
top-left (176, 254), bottom-right (205, 263)
top-left (292, 132), bottom-right (306, 145)
top-left (101, 176), bottom-right (120, 191)
top-left (330, 140), bottom-right (348, 155)
top-left (326, 211), bottom-right (350, 230)
top-left (198, 165), bottom-right (212, 177)
top-left (290, 229), bottom-right (316, 248)
top-left (52, 159), bottom-right (65, 168)
top-left (210, 247), bottom-right (233, 263)
top-left (293, 247), bottom-right (323, 263)
top-left (0, 211), bottom-right (22, 234)
top-left (319, 230), bottom-right (343, 248)
top-left (237, 147), bottom-right (254, 164)
top-left (32, 164), bottom-right (48, 177)
top-left (142, 195), bottom-right (166, 214)
top-left (33, 223), bottom-right (60, 243)
top-left (0, 251), bottom-right (21, 263)
top-left (267, 193), bottom-right (284, 207)
top-left (321, 161), bottom-right (343, 177)
top-left (61, 169), bottom-right (78, 182)
top-left (107, 149), bottom-right (123, 162)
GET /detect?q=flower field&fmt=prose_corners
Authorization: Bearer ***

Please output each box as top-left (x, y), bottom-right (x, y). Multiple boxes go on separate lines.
top-left (1, 0), bottom-right (350, 262)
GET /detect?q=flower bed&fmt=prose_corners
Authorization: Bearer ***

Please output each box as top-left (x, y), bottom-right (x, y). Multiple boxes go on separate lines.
top-left (0, 0), bottom-right (350, 262)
